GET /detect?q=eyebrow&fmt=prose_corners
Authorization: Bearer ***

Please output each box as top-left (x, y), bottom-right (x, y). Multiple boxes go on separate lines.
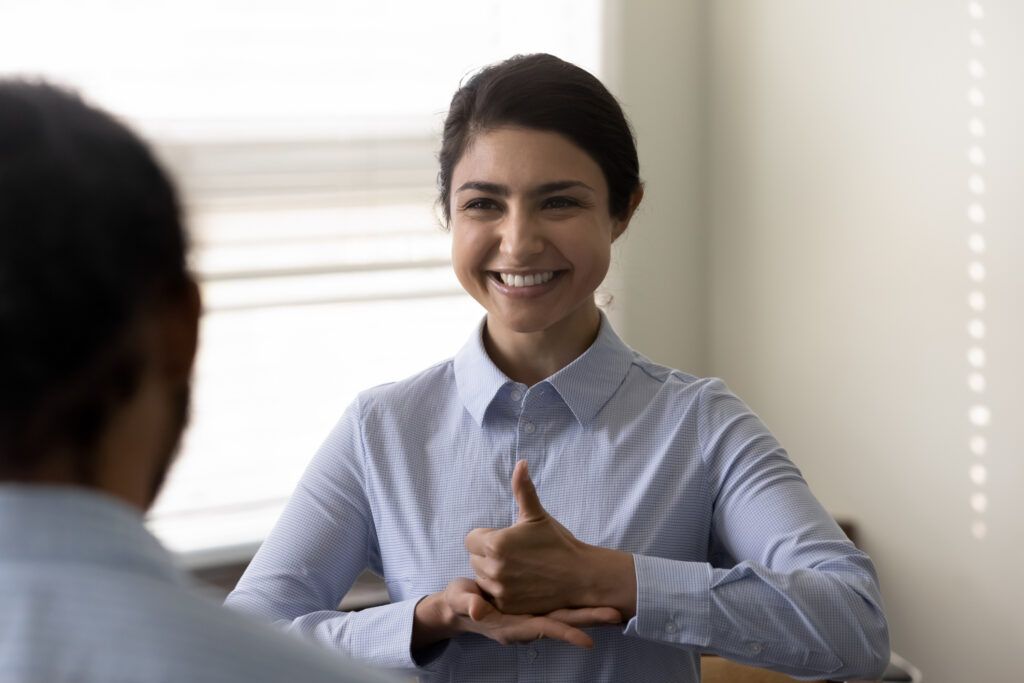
top-left (454, 180), bottom-right (595, 196)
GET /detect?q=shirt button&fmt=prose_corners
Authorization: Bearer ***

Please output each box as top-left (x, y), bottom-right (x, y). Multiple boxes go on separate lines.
top-left (664, 621), bottom-right (678, 634)
top-left (523, 421), bottom-right (536, 434)
top-left (750, 643), bottom-right (763, 654)
top-left (527, 647), bottom-right (538, 661)
top-left (510, 390), bottom-right (523, 402)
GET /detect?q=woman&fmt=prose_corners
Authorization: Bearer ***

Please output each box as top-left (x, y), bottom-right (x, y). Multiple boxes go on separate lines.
top-left (227, 54), bottom-right (889, 682)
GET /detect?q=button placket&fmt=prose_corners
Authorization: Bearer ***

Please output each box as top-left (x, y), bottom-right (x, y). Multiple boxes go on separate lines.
top-left (520, 391), bottom-right (546, 437)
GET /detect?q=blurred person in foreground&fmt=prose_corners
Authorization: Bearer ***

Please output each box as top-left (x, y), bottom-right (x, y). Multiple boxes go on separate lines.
top-left (0, 81), bottom-right (392, 683)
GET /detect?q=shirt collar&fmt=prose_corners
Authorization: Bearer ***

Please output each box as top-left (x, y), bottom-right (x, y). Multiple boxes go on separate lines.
top-left (453, 317), bottom-right (515, 426)
top-left (453, 312), bottom-right (634, 426)
top-left (0, 484), bottom-right (185, 586)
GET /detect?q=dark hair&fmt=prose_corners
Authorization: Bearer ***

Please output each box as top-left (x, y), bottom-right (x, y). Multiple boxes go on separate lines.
top-left (0, 81), bottom-right (189, 483)
top-left (438, 53), bottom-right (641, 224)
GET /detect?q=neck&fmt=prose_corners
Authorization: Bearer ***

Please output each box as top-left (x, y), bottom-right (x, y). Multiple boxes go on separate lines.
top-left (9, 451), bottom-right (152, 513)
top-left (483, 305), bottom-right (602, 386)
top-left (21, 373), bottom-right (179, 513)
top-left (0, 449), bottom-right (148, 512)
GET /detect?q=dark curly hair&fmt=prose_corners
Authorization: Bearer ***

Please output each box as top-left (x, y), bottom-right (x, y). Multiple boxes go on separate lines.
top-left (437, 53), bottom-right (641, 224)
top-left (0, 81), bottom-right (189, 484)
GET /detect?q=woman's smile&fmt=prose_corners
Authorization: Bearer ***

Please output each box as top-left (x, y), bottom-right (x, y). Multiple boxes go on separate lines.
top-left (492, 270), bottom-right (557, 288)
top-left (487, 269), bottom-right (565, 298)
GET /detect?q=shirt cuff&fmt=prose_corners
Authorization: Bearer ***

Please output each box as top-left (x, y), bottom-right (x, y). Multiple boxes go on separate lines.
top-left (302, 596), bottom-right (453, 673)
top-left (622, 554), bottom-right (712, 649)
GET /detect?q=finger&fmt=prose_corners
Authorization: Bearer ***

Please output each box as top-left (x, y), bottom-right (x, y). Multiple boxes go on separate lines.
top-left (464, 527), bottom-right (497, 556)
top-left (512, 460), bottom-right (547, 522)
top-left (546, 606), bottom-right (623, 626)
top-left (468, 553), bottom-right (501, 581)
top-left (522, 616), bottom-right (595, 649)
top-left (470, 575), bottom-right (503, 605)
top-left (466, 593), bottom-right (495, 622)
top-left (446, 577), bottom-right (481, 595)
top-left (446, 579), bottom-right (495, 622)
top-left (491, 616), bottom-right (593, 648)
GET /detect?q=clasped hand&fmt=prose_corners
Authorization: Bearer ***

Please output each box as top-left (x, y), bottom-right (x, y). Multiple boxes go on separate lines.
top-left (425, 577), bottom-right (619, 649)
top-left (414, 461), bottom-right (629, 651)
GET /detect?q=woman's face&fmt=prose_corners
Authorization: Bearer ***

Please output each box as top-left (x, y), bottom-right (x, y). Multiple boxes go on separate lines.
top-left (449, 127), bottom-right (627, 343)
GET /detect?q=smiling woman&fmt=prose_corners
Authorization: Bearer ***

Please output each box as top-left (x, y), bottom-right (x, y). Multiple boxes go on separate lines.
top-left (225, 54), bottom-right (890, 683)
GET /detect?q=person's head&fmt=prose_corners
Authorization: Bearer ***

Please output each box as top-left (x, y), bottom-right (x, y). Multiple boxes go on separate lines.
top-left (438, 53), bottom-right (642, 226)
top-left (438, 54), bottom-right (643, 348)
top-left (0, 81), bottom-right (199, 508)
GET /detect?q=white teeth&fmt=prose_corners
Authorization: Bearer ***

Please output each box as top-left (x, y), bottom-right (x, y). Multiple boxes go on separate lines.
top-left (498, 271), bottom-right (555, 287)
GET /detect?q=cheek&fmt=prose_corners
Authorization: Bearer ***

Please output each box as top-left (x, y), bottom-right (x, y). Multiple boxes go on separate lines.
top-left (567, 230), bottom-right (614, 280)
top-left (450, 226), bottom-right (485, 280)
top-left (588, 250), bottom-right (613, 286)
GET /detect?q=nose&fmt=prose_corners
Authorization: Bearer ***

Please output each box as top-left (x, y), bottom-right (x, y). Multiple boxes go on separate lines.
top-left (499, 207), bottom-right (544, 261)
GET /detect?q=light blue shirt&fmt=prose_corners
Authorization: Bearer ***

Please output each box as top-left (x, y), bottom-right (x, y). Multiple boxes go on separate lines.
top-left (0, 485), bottom-right (393, 683)
top-left (227, 316), bottom-right (889, 681)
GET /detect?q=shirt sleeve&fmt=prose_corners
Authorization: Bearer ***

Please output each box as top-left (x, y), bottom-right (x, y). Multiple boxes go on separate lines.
top-left (623, 379), bottom-right (890, 681)
top-left (224, 397), bottom-right (444, 674)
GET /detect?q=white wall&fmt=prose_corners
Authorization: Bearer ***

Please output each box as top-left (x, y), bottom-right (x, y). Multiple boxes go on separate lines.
top-left (610, 1), bottom-right (1023, 681)
top-left (602, 0), bottom-right (708, 375)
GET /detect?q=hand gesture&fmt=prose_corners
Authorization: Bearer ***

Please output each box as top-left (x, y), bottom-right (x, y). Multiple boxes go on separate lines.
top-left (413, 578), bottom-right (621, 650)
top-left (464, 460), bottom-right (595, 615)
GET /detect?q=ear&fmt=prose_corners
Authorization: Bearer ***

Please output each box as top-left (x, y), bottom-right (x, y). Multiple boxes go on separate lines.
top-left (158, 278), bottom-right (201, 382)
top-left (611, 186), bottom-right (645, 243)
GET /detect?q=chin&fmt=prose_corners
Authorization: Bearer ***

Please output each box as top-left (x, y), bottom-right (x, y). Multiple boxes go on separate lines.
top-left (491, 297), bottom-right (600, 336)
top-left (490, 310), bottom-right (566, 335)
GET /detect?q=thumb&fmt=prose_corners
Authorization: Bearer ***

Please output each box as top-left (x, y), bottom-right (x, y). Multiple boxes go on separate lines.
top-left (512, 460), bottom-right (546, 522)
top-left (467, 593), bottom-right (495, 622)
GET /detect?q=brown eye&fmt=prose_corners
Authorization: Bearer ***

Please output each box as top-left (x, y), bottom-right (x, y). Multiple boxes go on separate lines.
top-left (542, 196), bottom-right (581, 210)
top-left (463, 198), bottom-right (500, 211)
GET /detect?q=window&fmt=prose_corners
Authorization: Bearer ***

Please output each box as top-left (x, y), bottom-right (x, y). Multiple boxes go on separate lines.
top-left (2, 0), bottom-right (603, 564)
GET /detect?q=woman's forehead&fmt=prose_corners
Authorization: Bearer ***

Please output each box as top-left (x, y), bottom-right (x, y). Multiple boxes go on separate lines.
top-left (451, 127), bottom-right (607, 192)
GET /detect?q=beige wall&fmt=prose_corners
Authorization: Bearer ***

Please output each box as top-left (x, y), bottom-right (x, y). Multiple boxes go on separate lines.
top-left (602, 0), bottom-right (709, 375)
top-left (608, 1), bottom-right (1023, 681)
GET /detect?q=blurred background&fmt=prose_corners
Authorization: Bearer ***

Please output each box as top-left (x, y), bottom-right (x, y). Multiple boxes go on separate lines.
top-left (2, 1), bottom-right (1020, 680)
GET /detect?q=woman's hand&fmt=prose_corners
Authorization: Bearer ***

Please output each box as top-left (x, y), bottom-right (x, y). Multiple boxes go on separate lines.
top-left (464, 461), bottom-right (638, 618)
top-left (412, 578), bottom-right (621, 650)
